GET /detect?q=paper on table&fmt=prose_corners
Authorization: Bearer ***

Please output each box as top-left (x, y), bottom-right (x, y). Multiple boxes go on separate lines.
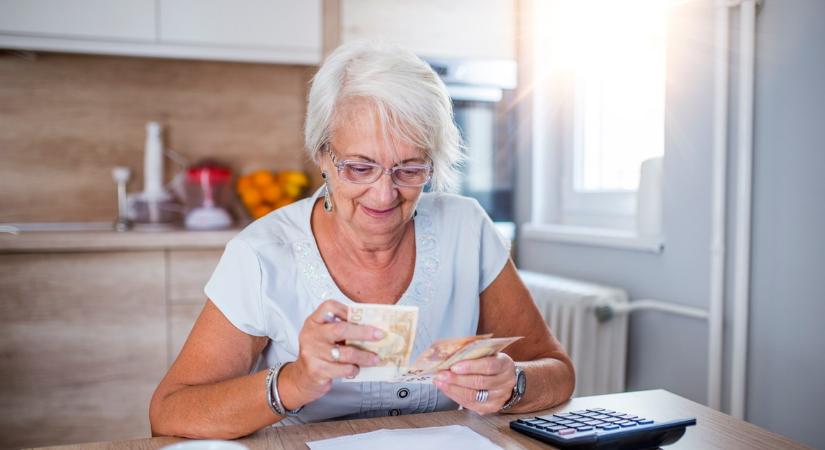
top-left (305, 425), bottom-right (503, 450)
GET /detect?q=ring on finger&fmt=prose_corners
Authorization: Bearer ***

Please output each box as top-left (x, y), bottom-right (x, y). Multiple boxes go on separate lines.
top-left (330, 344), bottom-right (342, 362)
top-left (475, 389), bottom-right (489, 403)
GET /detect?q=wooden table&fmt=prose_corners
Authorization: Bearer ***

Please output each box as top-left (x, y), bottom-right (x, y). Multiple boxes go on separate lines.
top-left (32, 389), bottom-right (810, 450)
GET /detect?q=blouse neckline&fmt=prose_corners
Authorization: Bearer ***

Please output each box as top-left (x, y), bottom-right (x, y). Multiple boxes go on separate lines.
top-left (293, 188), bottom-right (441, 353)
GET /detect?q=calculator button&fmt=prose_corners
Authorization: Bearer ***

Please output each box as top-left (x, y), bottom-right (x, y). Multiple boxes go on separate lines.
top-left (637, 419), bottom-right (654, 425)
top-left (587, 408), bottom-right (605, 412)
top-left (619, 421), bottom-right (638, 427)
top-left (572, 410), bottom-right (589, 414)
top-left (576, 426), bottom-right (594, 431)
top-left (601, 424), bottom-right (620, 430)
top-left (593, 414), bottom-right (610, 419)
top-left (547, 425), bottom-right (566, 432)
top-left (585, 420), bottom-right (603, 426)
top-left (558, 428), bottom-right (577, 435)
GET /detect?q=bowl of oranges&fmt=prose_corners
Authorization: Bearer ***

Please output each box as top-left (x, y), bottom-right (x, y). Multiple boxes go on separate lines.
top-left (236, 170), bottom-right (311, 220)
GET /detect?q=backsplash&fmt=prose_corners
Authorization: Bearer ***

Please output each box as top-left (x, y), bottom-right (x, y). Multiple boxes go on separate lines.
top-left (0, 51), bottom-right (319, 222)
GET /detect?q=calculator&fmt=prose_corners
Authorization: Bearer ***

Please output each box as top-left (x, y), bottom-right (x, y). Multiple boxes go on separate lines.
top-left (510, 408), bottom-right (696, 449)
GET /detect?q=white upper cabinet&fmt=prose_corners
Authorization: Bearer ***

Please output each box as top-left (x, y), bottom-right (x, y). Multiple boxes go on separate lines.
top-left (0, 0), bottom-right (155, 41)
top-left (0, 0), bottom-right (322, 65)
top-left (340, 0), bottom-right (515, 61)
top-left (159, 0), bottom-right (321, 63)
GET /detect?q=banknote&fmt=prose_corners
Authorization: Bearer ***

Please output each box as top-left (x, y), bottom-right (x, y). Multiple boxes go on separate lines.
top-left (394, 335), bottom-right (523, 383)
top-left (344, 304), bottom-right (419, 382)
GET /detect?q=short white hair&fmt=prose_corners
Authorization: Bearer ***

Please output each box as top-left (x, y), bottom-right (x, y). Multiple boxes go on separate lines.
top-left (304, 41), bottom-right (463, 192)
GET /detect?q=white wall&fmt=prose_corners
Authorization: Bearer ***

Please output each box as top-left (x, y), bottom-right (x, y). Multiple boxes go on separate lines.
top-left (516, 0), bottom-right (825, 447)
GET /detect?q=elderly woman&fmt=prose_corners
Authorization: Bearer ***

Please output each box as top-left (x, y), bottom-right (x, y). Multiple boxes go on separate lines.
top-left (149, 42), bottom-right (574, 439)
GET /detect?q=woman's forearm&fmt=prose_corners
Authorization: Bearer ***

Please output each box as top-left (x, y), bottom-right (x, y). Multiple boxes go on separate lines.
top-left (507, 355), bottom-right (575, 414)
top-left (149, 370), bottom-right (284, 439)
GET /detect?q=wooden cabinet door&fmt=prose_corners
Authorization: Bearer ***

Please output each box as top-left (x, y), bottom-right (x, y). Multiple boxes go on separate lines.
top-left (0, 251), bottom-right (166, 449)
top-left (167, 250), bottom-right (222, 365)
top-left (0, 0), bottom-right (156, 41)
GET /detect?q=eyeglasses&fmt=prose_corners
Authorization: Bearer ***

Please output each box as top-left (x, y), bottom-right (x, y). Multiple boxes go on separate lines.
top-left (326, 147), bottom-right (432, 188)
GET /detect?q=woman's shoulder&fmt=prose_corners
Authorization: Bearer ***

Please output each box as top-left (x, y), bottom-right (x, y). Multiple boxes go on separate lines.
top-left (230, 196), bottom-right (315, 255)
top-left (419, 191), bottom-right (487, 219)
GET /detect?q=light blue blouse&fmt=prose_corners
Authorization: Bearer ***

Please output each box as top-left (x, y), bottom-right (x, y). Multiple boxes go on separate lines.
top-left (204, 188), bottom-right (510, 425)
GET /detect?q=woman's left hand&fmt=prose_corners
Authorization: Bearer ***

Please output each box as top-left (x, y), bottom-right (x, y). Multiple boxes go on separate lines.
top-left (433, 352), bottom-right (516, 414)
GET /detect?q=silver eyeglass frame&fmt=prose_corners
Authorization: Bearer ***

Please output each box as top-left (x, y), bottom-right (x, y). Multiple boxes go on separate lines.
top-left (325, 146), bottom-right (433, 188)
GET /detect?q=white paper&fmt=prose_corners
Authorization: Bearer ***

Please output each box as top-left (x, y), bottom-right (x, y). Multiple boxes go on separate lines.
top-left (305, 425), bottom-right (503, 450)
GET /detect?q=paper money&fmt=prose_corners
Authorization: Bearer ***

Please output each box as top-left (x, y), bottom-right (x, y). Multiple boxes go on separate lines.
top-left (344, 304), bottom-right (419, 382)
top-left (394, 335), bottom-right (523, 383)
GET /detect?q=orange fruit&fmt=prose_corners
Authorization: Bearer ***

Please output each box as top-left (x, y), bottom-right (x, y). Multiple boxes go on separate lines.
top-left (262, 184), bottom-right (283, 203)
top-left (236, 175), bottom-right (253, 192)
top-left (240, 188), bottom-right (263, 208)
top-left (251, 170), bottom-right (276, 188)
top-left (251, 204), bottom-right (272, 219)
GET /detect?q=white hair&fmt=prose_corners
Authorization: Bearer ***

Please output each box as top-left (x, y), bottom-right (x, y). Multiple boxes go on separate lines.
top-left (304, 41), bottom-right (463, 192)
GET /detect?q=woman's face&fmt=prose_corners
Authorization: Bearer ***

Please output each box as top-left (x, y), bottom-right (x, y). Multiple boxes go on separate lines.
top-left (322, 107), bottom-right (428, 239)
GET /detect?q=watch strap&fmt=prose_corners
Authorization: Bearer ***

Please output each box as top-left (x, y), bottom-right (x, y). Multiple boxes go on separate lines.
top-left (501, 365), bottom-right (525, 411)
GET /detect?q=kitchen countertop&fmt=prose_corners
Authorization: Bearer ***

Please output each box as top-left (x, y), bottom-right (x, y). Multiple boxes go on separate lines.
top-left (0, 228), bottom-right (239, 253)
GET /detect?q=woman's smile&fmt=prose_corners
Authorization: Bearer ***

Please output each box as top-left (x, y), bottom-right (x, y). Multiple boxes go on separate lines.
top-left (360, 203), bottom-right (399, 218)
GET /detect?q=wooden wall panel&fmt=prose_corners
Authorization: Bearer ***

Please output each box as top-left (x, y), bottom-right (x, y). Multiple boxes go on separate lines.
top-left (0, 51), bottom-right (320, 222)
top-left (0, 251), bottom-right (166, 449)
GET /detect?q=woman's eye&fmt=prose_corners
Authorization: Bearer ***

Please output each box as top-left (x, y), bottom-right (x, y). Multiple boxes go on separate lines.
top-left (398, 168), bottom-right (423, 177)
top-left (348, 164), bottom-right (373, 174)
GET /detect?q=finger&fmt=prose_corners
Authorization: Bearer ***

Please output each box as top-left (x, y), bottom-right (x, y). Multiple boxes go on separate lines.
top-left (434, 379), bottom-right (509, 414)
top-left (324, 320), bottom-right (385, 342)
top-left (436, 370), bottom-right (511, 391)
top-left (309, 299), bottom-right (349, 324)
top-left (450, 354), bottom-right (510, 376)
top-left (306, 358), bottom-right (361, 381)
top-left (322, 344), bottom-right (381, 367)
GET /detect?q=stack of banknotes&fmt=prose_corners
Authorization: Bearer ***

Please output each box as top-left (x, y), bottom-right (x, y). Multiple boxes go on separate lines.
top-left (345, 304), bottom-right (521, 383)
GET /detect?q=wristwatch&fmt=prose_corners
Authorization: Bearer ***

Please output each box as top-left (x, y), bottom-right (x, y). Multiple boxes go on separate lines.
top-left (500, 366), bottom-right (526, 411)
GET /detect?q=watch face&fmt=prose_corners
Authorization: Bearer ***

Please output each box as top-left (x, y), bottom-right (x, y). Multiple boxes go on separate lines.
top-left (516, 370), bottom-right (527, 394)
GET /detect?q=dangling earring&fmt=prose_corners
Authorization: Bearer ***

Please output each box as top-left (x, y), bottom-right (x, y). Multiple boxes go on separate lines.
top-left (321, 171), bottom-right (333, 212)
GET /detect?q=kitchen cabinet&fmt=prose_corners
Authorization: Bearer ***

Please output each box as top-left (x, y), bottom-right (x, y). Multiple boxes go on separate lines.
top-left (339, 0), bottom-right (516, 60)
top-left (0, 251), bottom-right (167, 449)
top-left (0, 236), bottom-right (226, 449)
top-left (167, 249), bottom-right (223, 364)
top-left (0, 0), bottom-right (155, 41)
top-left (0, 0), bottom-right (322, 65)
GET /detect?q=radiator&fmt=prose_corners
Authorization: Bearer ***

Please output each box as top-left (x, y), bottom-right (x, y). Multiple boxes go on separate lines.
top-left (519, 270), bottom-right (629, 396)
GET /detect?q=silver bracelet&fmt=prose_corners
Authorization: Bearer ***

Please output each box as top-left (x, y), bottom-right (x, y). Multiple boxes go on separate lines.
top-left (265, 362), bottom-right (304, 417)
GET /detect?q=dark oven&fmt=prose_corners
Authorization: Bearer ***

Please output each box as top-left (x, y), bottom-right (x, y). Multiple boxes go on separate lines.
top-left (427, 58), bottom-right (517, 228)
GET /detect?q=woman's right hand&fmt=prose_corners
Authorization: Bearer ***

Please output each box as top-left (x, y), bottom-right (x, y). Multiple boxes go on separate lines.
top-left (281, 299), bottom-right (385, 408)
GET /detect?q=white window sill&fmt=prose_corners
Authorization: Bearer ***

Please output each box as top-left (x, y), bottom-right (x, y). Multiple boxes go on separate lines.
top-left (521, 223), bottom-right (664, 253)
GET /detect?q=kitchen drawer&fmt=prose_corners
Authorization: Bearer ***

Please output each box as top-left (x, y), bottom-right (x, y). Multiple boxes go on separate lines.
top-left (167, 249), bottom-right (223, 304)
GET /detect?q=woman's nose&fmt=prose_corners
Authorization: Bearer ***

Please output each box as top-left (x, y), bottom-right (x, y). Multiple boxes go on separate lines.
top-left (371, 171), bottom-right (398, 204)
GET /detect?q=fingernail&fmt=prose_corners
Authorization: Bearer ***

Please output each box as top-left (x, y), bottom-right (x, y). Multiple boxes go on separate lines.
top-left (371, 356), bottom-right (381, 365)
top-left (436, 372), bottom-right (448, 382)
top-left (451, 364), bottom-right (465, 374)
top-left (373, 329), bottom-right (385, 339)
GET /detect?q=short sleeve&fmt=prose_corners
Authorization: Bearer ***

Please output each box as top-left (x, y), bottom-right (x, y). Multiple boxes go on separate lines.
top-left (476, 202), bottom-right (511, 292)
top-left (204, 238), bottom-right (268, 337)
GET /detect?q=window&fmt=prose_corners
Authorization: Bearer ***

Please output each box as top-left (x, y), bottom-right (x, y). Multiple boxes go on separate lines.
top-left (526, 0), bottom-right (667, 251)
